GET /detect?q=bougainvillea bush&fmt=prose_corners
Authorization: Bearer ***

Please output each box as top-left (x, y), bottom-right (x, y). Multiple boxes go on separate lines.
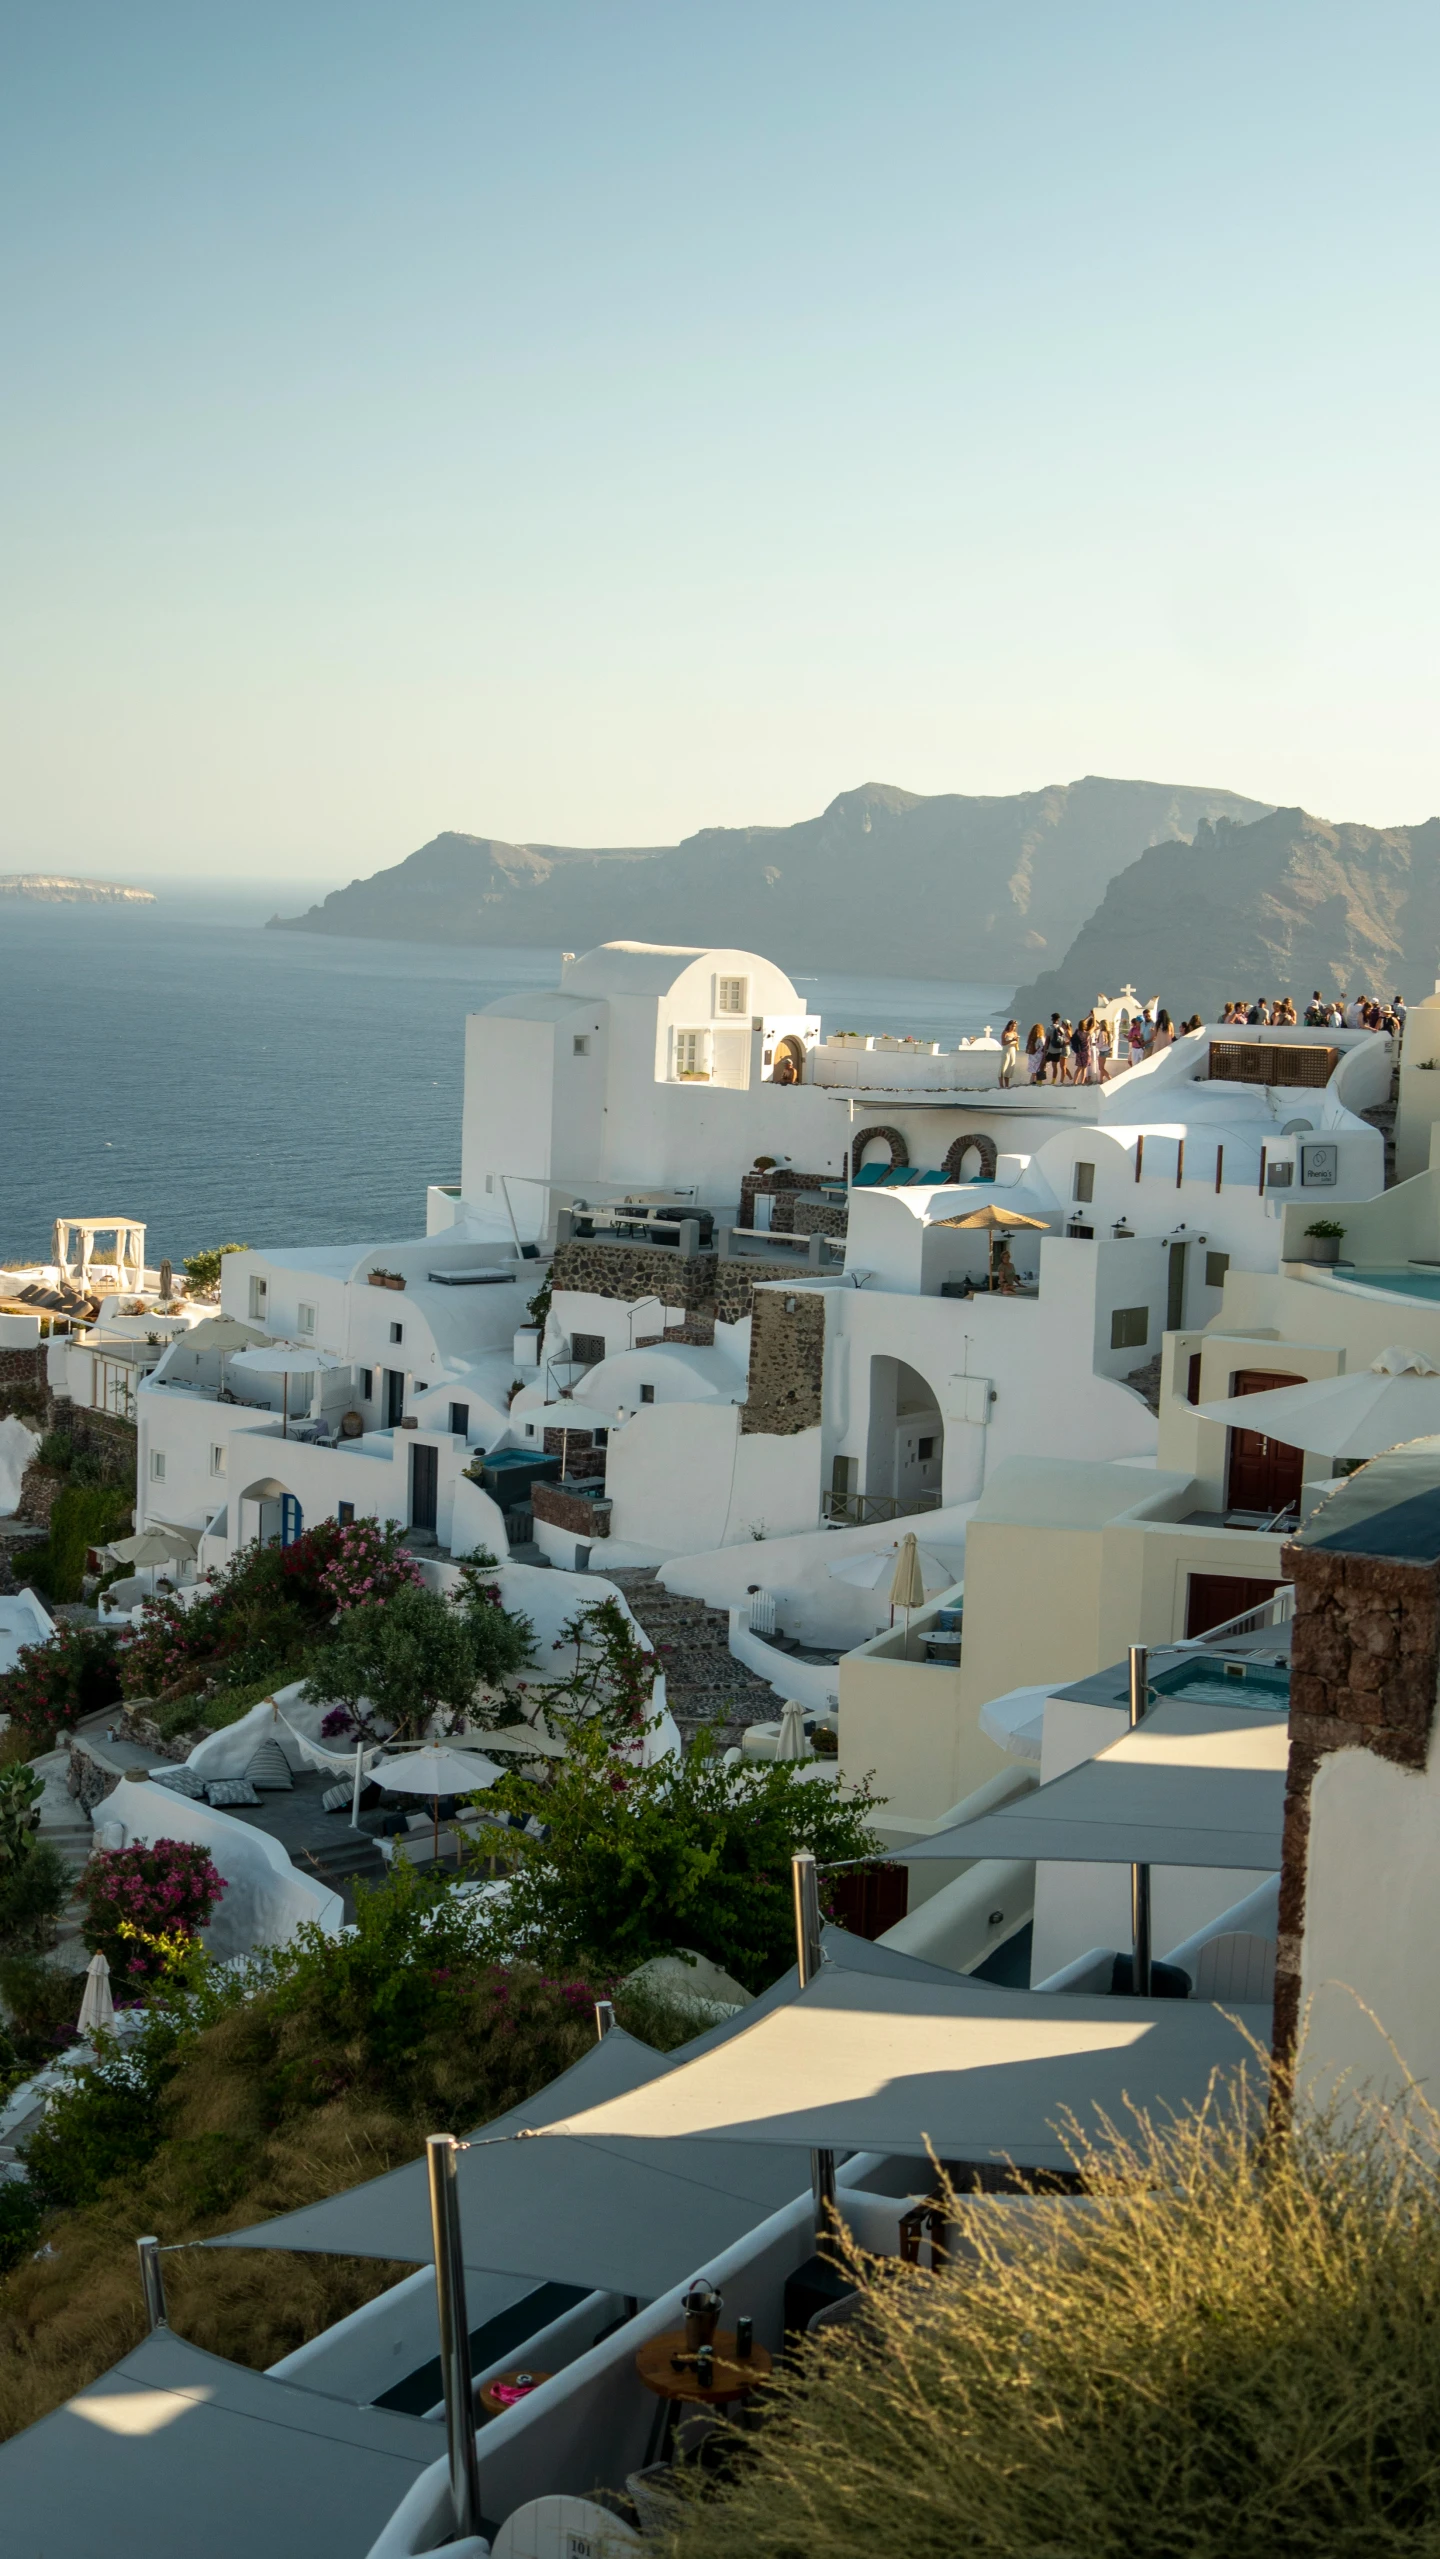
top-left (83, 1841), bottom-right (227, 1984)
top-left (119, 1517), bottom-right (424, 1704)
top-left (0, 1621), bottom-right (124, 1750)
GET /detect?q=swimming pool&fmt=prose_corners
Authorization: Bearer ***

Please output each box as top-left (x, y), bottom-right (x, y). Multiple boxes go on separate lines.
top-left (1324, 1266), bottom-right (1440, 1304)
top-left (1153, 1657), bottom-right (1291, 1711)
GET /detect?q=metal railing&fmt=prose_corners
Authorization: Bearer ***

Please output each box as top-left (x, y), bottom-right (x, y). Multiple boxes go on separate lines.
top-left (821, 1489), bottom-right (943, 1527)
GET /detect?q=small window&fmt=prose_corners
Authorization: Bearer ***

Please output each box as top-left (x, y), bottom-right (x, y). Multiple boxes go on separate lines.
top-left (1073, 1162), bottom-right (1095, 1203)
top-left (297, 1301), bottom-right (316, 1335)
top-left (1187, 1353), bottom-right (1203, 1405)
top-left (592, 1427), bottom-right (610, 1447)
top-left (389, 1322), bottom-right (404, 1345)
top-left (524, 1421), bottom-right (535, 1438)
top-left (485, 1173), bottom-right (495, 1193)
top-left (449, 1401), bottom-right (469, 1436)
top-left (337, 1501), bottom-right (355, 1526)
top-left (570, 1332), bottom-right (605, 1367)
top-left (1111, 1306), bottom-right (1149, 1350)
top-left (717, 976), bottom-right (748, 1015)
top-left (572, 1034), bottom-right (590, 1057)
top-left (248, 1276), bottom-right (267, 1319)
top-left (360, 1368), bottom-right (373, 1401)
top-left (675, 1029), bottom-right (706, 1076)
top-left (640, 1382), bottom-right (656, 1404)
top-left (149, 1449), bottom-right (166, 1481)
top-left (210, 1444), bottom-right (226, 1476)
top-left (1266, 1161), bottom-right (1294, 1188)
top-left (1205, 1251), bottom-right (1230, 1290)
top-left (917, 1436), bottom-right (936, 1461)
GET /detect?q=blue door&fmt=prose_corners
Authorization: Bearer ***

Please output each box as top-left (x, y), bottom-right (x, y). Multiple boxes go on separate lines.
top-left (280, 1493), bottom-right (303, 1547)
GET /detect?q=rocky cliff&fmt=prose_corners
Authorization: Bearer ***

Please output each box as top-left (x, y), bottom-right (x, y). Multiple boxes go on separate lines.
top-left (1010, 807), bottom-right (1440, 1026)
top-left (0, 875), bottom-right (155, 904)
top-left (268, 776), bottom-right (1270, 981)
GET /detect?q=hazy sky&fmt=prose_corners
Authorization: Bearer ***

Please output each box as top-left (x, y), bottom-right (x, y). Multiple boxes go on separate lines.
top-left (2, 2), bottom-right (1437, 885)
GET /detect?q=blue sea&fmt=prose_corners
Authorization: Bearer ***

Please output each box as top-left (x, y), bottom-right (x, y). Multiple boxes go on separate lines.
top-left (0, 893), bottom-right (1013, 1264)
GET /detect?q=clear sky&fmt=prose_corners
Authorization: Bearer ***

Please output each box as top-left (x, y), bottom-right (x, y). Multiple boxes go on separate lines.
top-left (2, 1), bottom-right (1437, 884)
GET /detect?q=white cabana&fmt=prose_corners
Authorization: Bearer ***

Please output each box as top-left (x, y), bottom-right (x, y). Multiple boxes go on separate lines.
top-left (535, 1970), bottom-right (1269, 2170)
top-left (891, 1699), bottom-right (1288, 1869)
top-left (51, 1216), bottom-right (145, 1295)
top-left (1196, 1346), bottom-right (1440, 1460)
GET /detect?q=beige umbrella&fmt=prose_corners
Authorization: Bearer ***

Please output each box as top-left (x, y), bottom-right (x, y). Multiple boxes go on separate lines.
top-left (774, 1700), bottom-right (810, 1761)
top-left (459, 1724), bottom-right (567, 1761)
top-left (104, 1528), bottom-right (197, 1569)
top-left (371, 1741), bottom-right (503, 1858)
top-left (890, 1530), bottom-right (928, 1638)
top-left (936, 1201), bottom-right (1048, 1290)
top-left (77, 1950), bottom-right (114, 2037)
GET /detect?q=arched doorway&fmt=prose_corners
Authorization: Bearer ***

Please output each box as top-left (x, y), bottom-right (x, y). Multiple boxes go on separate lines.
top-left (770, 1034), bottom-right (807, 1085)
top-left (865, 1357), bottom-right (944, 1511)
top-left (236, 1476), bottom-right (303, 1549)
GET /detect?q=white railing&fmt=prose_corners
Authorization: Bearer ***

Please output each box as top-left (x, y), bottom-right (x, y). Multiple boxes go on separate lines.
top-left (746, 1587), bottom-right (776, 1634)
top-left (1195, 1584), bottom-right (1295, 1646)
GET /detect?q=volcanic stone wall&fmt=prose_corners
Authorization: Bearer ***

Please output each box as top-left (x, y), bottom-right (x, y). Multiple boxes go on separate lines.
top-left (1275, 1537), bottom-right (1440, 2070)
top-left (741, 1290), bottom-right (826, 1436)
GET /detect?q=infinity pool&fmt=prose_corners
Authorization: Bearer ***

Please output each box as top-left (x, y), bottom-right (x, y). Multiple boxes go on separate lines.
top-left (1153, 1657), bottom-right (1290, 1710)
top-left (1327, 1266), bottom-right (1440, 1303)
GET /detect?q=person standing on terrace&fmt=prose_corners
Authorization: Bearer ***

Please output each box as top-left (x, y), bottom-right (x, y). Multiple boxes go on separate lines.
top-left (1026, 1021), bottom-right (1047, 1082)
top-left (999, 1020), bottom-right (1019, 1086)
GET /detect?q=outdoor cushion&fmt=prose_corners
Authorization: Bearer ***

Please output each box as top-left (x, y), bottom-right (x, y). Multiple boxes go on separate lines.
top-left (205, 1778), bottom-right (261, 1807)
top-left (851, 1163), bottom-right (889, 1185)
top-left (246, 1738), bottom-right (294, 1791)
top-left (153, 1767), bottom-right (207, 1799)
top-left (914, 1168), bottom-right (948, 1184)
top-left (320, 1781), bottom-right (353, 1814)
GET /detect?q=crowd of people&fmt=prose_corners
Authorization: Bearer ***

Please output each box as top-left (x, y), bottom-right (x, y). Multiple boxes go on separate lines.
top-left (995, 990), bottom-right (1405, 1088)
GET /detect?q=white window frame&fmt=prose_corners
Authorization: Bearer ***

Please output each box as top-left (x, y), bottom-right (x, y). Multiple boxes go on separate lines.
top-left (716, 975), bottom-right (748, 1017)
top-left (149, 1449), bottom-right (166, 1482)
top-left (572, 1034), bottom-right (590, 1057)
top-left (297, 1301), bottom-right (316, 1335)
top-left (674, 1028), bottom-right (709, 1079)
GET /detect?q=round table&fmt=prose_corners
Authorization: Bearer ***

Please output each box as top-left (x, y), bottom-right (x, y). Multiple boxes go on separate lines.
top-left (635, 2328), bottom-right (773, 2464)
top-left (477, 2366), bottom-right (552, 2420)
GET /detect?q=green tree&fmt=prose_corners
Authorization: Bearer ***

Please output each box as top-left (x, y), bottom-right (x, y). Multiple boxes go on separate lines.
top-left (304, 1580), bottom-right (496, 1739)
top-left (481, 1718), bottom-right (882, 1991)
top-left (181, 1242), bottom-right (249, 1297)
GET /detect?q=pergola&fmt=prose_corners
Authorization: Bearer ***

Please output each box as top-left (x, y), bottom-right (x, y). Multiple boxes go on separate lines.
top-left (51, 1217), bottom-right (146, 1294)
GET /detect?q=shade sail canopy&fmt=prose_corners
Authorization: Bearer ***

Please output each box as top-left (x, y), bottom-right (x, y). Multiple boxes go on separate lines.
top-left (537, 1971), bottom-right (1269, 2169)
top-left (1196, 1354), bottom-right (1440, 1460)
top-left (228, 1342), bottom-right (347, 1375)
top-left (0, 2330), bottom-right (439, 2559)
top-left (890, 1700), bottom-right (1288, 1870)
top-left (208, 1937), bottom-right (956, 2294)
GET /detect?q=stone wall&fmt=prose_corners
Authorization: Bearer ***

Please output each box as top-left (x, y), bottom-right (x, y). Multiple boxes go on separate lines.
top-left (0, 1345), bottom-right (46, 1390)
top-left (551, 1239), bottom-right (718, 1314)
top-left (741, 1290), bottom-right (826, 1436)
top-left (790, 1197), bottom-right (848, 1238)
top-left (531, 1482), bottom-right (612, 1539)
top-left (1274, 1539), bottom-right (1440, 2071)
top-left (739, 1168), bottom-right (832, 1233)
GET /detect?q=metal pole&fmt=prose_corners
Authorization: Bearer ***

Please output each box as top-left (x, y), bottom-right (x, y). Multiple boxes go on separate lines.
top-left (137, 2236), bottom-right (168, 2332)
top-left (594, 1998), bottom-right (615, 2041)
top-left (1128, 1645), bottom-right (1152, 1996)
top-left (350, 1741), bottom-right (365, 1830)
top-left (791, 1854), bottom-right (836, 2228)
top-left (426, 2134), bottom-right (482, 2541)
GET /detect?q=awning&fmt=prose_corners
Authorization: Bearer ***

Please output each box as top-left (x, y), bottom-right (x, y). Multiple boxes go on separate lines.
top-left (207, 1934), bottom-right (958, 2294)
top-left (535, 1969), bottom-right (1269, 2169)
top-left (0, 2330), bottom-right (439, 2559)
top-left (886, 1701), bottom-right (1288, 1869)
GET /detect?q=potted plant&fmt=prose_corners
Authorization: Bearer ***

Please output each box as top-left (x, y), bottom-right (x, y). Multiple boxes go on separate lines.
top-left (368, 1267), bottom-right (405, 1290)
top-left (1304, 1219), bottom-right (1346, 1265)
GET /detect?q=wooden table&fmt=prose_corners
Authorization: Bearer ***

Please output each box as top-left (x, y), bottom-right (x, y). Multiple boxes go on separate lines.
top-left (477, 2366), bottom-right (552, 2420)
top-left (635, 2328), bottom-right (772, 2464)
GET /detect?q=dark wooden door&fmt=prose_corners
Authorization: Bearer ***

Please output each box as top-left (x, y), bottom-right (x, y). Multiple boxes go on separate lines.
top-left (1226, 1370), bottom-right (1305, 1515)
top-left (385, 1367), bottom-right (405, 1427)
top-left (1185, 1573), bottom-right (1281, 1639)
top-left (828, 1863), bottom-right (908, 1941)
top-left (410, 1440), bottom-right (438, 1533)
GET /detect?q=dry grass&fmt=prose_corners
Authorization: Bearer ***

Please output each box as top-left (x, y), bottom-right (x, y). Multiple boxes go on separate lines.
top-left (662, 2087), bottom-right (1440, 2559)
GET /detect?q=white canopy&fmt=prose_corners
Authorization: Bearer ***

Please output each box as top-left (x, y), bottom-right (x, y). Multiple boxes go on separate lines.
top-left (977, 1682), bottom-right (1055, 1763)
top-left (828, 1540), bottom-right (953, 1591)
top-left (536, 1970), bottom-right (1268, 2169)
top-left (228, 1342), bottom-right (347, 1376)
top-left (890, 1700), bottom-right (1289, 1869)
top-left (1195, 1348), bottom-right (1440, 1460)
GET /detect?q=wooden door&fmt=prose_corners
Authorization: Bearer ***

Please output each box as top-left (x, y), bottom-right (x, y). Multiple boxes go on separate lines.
top-left (1226, 1370), bottom-right (1305, 1515)
top-left (1185, 1573), bottom-right (1280, 1639)
top-left (410, 1441), bottom-right (438, 1534)
top-left (385, 1367), bottom-right (405, 1427)
top-left (829, 1864), bottom-right (908, 1941)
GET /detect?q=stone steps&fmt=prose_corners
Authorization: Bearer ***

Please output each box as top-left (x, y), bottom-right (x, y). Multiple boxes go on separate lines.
top-left (608, 1568), bottom-right (779, 1744)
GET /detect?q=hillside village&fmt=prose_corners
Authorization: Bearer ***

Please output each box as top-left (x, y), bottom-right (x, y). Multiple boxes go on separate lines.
top-left (7, 941), bottom-right (1440, 2550)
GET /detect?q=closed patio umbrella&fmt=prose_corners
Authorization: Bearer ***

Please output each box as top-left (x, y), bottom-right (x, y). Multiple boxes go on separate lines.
top-left (828, 1540), bottom-right (953, 1592)
top-left (774, 1700), bottom-right (809, 1761)
top-left (76, 1951), bottom-right (114, 2038)
top-left (1195, 1347), bottom-right (1440, 1461)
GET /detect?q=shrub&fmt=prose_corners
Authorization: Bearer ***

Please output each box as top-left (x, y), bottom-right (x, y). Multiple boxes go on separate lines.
top-left (304, 1578), bottom-right (521, 1741)
top-left (535, 1596), bottom-right (655, 1746)
top-left (482, 1720), bottom-right (882, 1992)
top-left (661, 2095), bottom-right (1440, 2559)
top-left (0, 2182), bottom-right (42, 2276)
top-left (22, 2012), bottom-right (186, 2210)
top-left (181, 1243), bottom-right (249, 1297)
top-left (453, 1551), bottom-right (535, 1693)
top-left (0, 1763), bottom-right (42, 1869)
top-left (24, 1482), bottom-right (133, 1603)
top-left (83, 1842), bottom-right (227, 1987)
top-left (0, 1622), bottom-right (124, 1750)
top-left (0, 1843), bottom-right (70, 1955)
top-left (316, 1516), bottom-right (425, 1616)
top-left (0, 1956), bottom-right (87, 2061)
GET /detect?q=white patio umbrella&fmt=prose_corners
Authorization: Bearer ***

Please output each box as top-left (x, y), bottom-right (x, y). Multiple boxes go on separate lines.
top-left (458, 1724), bottom-right (567, 1761)
top-left (774, 1700), bottom-right (809, 1761)
top-left (977, 1682), bottom-right (1056, 1764)
top-left (227, 1341), bottom-right (347, 1437)
top-left (104, 1527), bottom-right (197, 1571)
top-left (77, 1950), bottom-right (114, 2037)
top-left (370, 1741), bottom-right (503, 1857)
top-left (1194, 1346), bottom-right (1440, 1461)
top-left (828, 1540), bottom-right (953, 1592)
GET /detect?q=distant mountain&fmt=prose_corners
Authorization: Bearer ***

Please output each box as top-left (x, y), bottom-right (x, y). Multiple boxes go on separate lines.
top-left (1010, 807), bottom-right (1440, 1026)
top-left (0, 875), bottom-right (155, 905)
top-left (267, 777), bottom-right (1272, 981)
